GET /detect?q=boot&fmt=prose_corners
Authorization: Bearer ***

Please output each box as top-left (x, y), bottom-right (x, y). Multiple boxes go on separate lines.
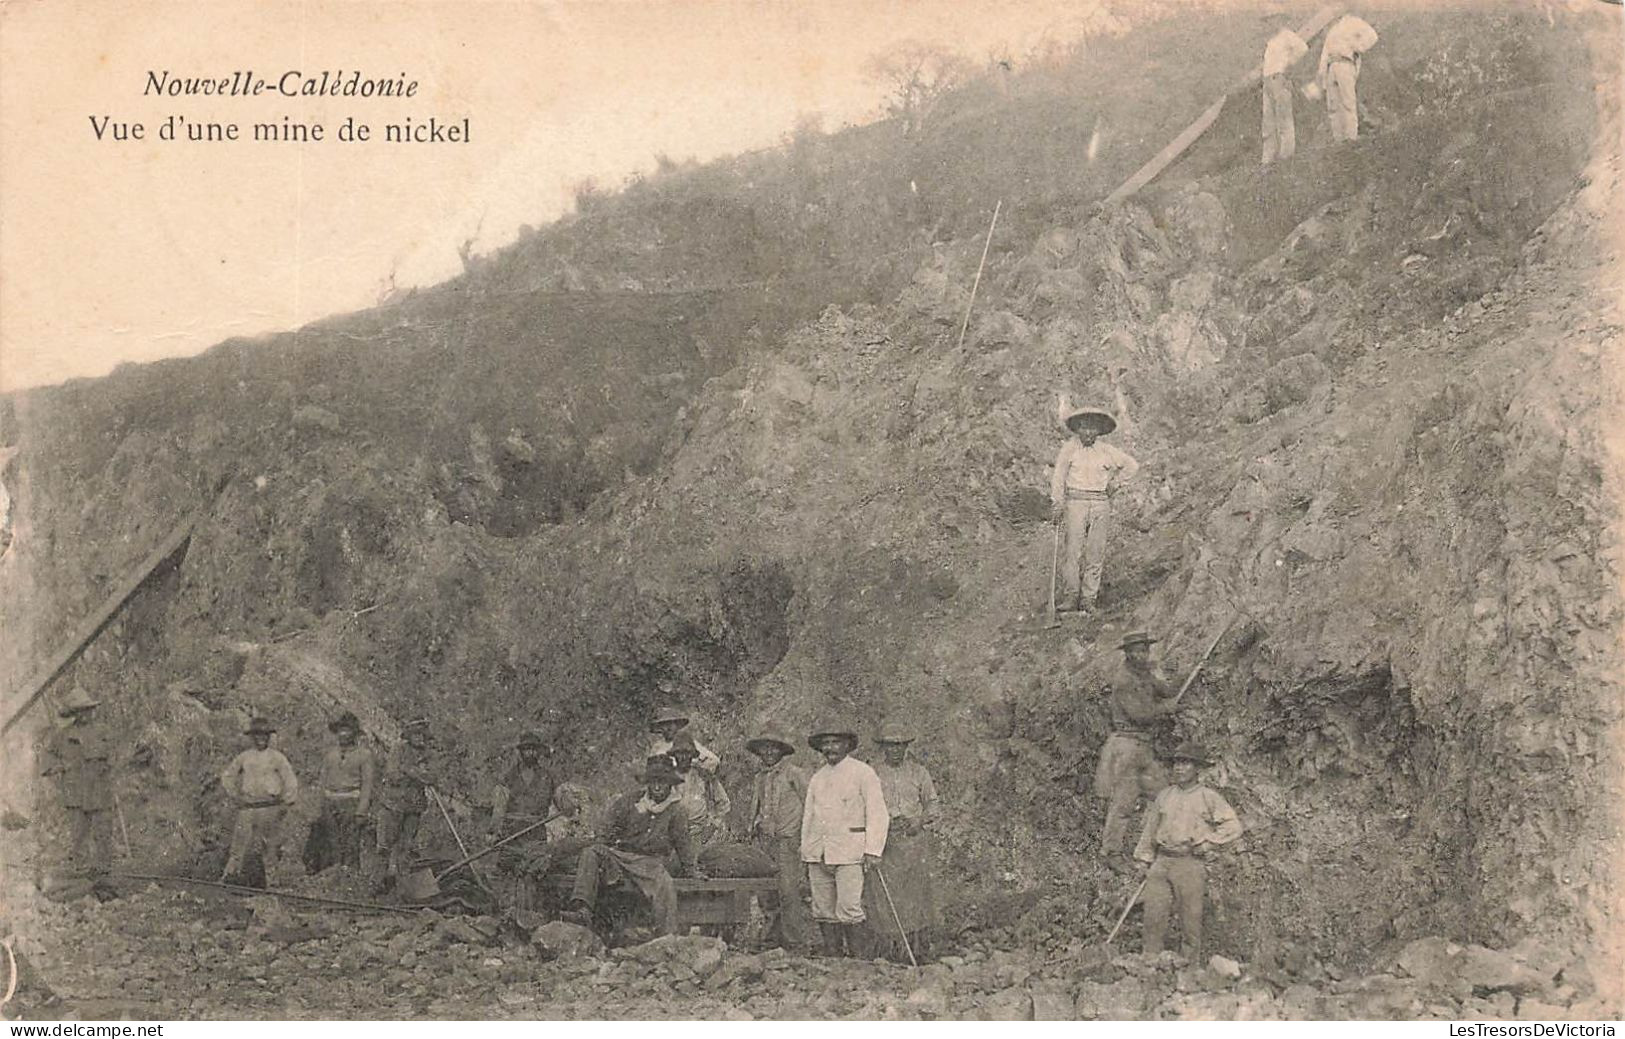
top-left (818, 922), bottom-right (846, 958)
top-left (844, 924), bottom-right (873, 960)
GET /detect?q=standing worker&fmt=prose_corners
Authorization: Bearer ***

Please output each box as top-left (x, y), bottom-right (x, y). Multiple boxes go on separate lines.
top-left (801, 723), bottom-right (889, 958)
top-left (313, 711), bottom-right (375, 872)
top-left (220, 716), bottom-right (299, 885)
top-left (1261, 25), bottom-right (1309, 164)
top-left (488, 729), bottom-right (560, 910)
top-left (746, 727), bottom-right (812, 950)
top-left (38, 688), bottom-right (114, 878)
top-left (1095, 631), bottom-right (1179, 873)
top-left (1313, 14), bottom-right (1379, 143)
top-left (374, 717), bottom-right (432, 894)
top-left (865, 727), bottom-right (940, 961)
top-left (1050, 406), bottom-right (1139, 615)
top-left (1133, 741), bottom-right (1243, 961)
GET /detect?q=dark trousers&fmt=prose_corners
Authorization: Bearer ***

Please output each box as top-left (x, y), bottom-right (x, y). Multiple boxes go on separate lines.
top-left (756, 835), bottom-right (812, 947)
top-left (570, 844), bottom-right (679, 935)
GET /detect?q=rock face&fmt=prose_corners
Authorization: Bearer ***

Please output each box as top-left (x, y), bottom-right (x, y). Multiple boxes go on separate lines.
top-left (1, 7), bottom-right (1619, 1020)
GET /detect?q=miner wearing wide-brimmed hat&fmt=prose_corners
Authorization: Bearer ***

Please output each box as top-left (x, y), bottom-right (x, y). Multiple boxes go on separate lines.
top-left (1134, 741), bottom-right (1243, 960)
top-left (646, 705), bottom-right (720, 774)
top-left (1049, 405), bottom-right (1140, 614)
top-left (746, 727), bottom-right (812, 949)
top-left (863, 726), bottom-right (940, 960)
top-left (220, 716), bottom-right (299, 884)
top-left (313, 710), bottom-right (376, 871)
top-left (801, 724), bottom-right (889, 957)
top-left (1096, 631), bottom-right (1180, 872)
top-left (375, 717), bottom-right (433, 892)
top-left (39, 688), bottom-right (114, 877)
top-left (563, 754), bottom-right (700, 936)
top-left (489, 729), bottom-right (562, 911)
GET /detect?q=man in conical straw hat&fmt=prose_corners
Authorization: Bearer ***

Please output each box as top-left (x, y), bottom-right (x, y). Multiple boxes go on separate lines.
top-left (1050, 405), bottom-right (1140, 614)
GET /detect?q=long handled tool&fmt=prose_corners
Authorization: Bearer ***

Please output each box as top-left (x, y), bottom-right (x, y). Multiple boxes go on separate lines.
top-left (434, 811), bottom-right (562, 882)
top-left (1106, 874), bottom-right (1149, 945)
top-left (425, 787), bottom-right (494, 898)
top-left (115, 871), bottom-right (416, 915)
top-left (873, 867), bottom-right (918, 968)
top-left (954, 200), bottom-right (1003, 351)
top-left (1171, 615), bottom-right (1237, 707)
top-left (112, 790), bottom-right (132, 858)
top-left (1044, 519), bottom-right (1062, 630)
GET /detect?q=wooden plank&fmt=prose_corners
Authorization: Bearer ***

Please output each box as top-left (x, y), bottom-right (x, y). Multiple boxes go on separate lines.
top-left (1, 503), bottom-right (209, 736)
top-left (1103, 6), bottom-right (1342, 205)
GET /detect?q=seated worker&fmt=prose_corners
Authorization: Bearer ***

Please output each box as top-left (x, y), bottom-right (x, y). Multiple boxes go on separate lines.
top-left (488, 729), bottom-right (559, 912)
top-left (647, 707), bottom-right (720, 773)
top-left (563, 756), bottom-right (704, 936)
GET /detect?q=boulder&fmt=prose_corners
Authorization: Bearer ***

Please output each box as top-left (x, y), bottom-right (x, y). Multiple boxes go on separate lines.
top-left (1029, 981), bottom-right (1077, 1020)
top-left (1458, 945), bottom-right (1552, 997)
top-left (1209, 954), bottom-right (1244, 981)
top-left (531, 921), bottom-right (604, 961)
top-left (619, 934), bottom-right (726, 979)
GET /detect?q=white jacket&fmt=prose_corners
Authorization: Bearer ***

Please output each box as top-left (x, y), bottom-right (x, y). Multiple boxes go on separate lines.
top-left (801, 755), bottom-right (889, 864)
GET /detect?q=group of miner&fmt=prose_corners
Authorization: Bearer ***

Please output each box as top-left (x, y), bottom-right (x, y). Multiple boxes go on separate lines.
top-left (37, 397), bottom-right (1240, 965)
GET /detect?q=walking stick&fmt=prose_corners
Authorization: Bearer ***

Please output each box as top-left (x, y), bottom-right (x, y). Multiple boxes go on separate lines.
top-left (954, 200), bottom-right (1003, 351)
top-left (873, 866), bottom-right (919, 968)
top-left (1106, 874), bottom-right (1149, 945)
top-left (1044, 519), bottom-right (1062, 629)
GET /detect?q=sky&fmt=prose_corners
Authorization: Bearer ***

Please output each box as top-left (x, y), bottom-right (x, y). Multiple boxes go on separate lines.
top-left (0, 0), bottom-right (1104, 392)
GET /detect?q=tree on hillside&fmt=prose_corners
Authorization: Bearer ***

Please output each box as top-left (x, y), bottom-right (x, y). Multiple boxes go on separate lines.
top-left (863, 41), bottom-right (975, 137)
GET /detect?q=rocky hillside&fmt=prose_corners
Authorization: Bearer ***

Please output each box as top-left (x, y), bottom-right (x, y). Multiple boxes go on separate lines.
top-left (2, 1), bottom-right (1620, 1014)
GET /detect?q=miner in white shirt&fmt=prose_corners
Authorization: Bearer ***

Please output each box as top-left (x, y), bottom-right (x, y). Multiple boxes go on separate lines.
top-left (1050, 406), bottom-right (1139, 614)
top-left (800, 724), bottom-right (889, 958)
top-left (1262, 26), bottom-right (1309, 164)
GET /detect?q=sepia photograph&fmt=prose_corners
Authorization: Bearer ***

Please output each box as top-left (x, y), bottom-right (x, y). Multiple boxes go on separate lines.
top-left (0, 0), bottom-right (1621, 1024)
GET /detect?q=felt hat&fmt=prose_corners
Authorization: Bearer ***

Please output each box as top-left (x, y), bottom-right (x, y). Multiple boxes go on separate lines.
top-left (517, 730), bottom-right (547, 749)
top-left (57, 688), bottom-right (101, 716)
top-left (1063, 406), bottom-right (1118, 435)
top-left (745, 729), bottom-right (797, 757)
top-left (875, 727), bottom-right (916, 745)
top-left (1119, 630), bottom-right (1159, 650)
top-left (649, 706), bottom-right (690, 728)
top-left (1166, 741), bottom-right (1211, 765)
top-left (638, 755), bottom-right (681, 784)
top-left (328, 711), bottom-right (361, 734)
top-left (245, 716), bottom-right (277, 736)
top-left (807, 725), bottom-right (859, 750)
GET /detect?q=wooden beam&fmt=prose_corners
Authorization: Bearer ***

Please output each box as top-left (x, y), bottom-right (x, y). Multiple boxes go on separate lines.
top-left (1, 502), bottom-right (209, 736)
top-left (1104, 6), bottom-right (1342, 205)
